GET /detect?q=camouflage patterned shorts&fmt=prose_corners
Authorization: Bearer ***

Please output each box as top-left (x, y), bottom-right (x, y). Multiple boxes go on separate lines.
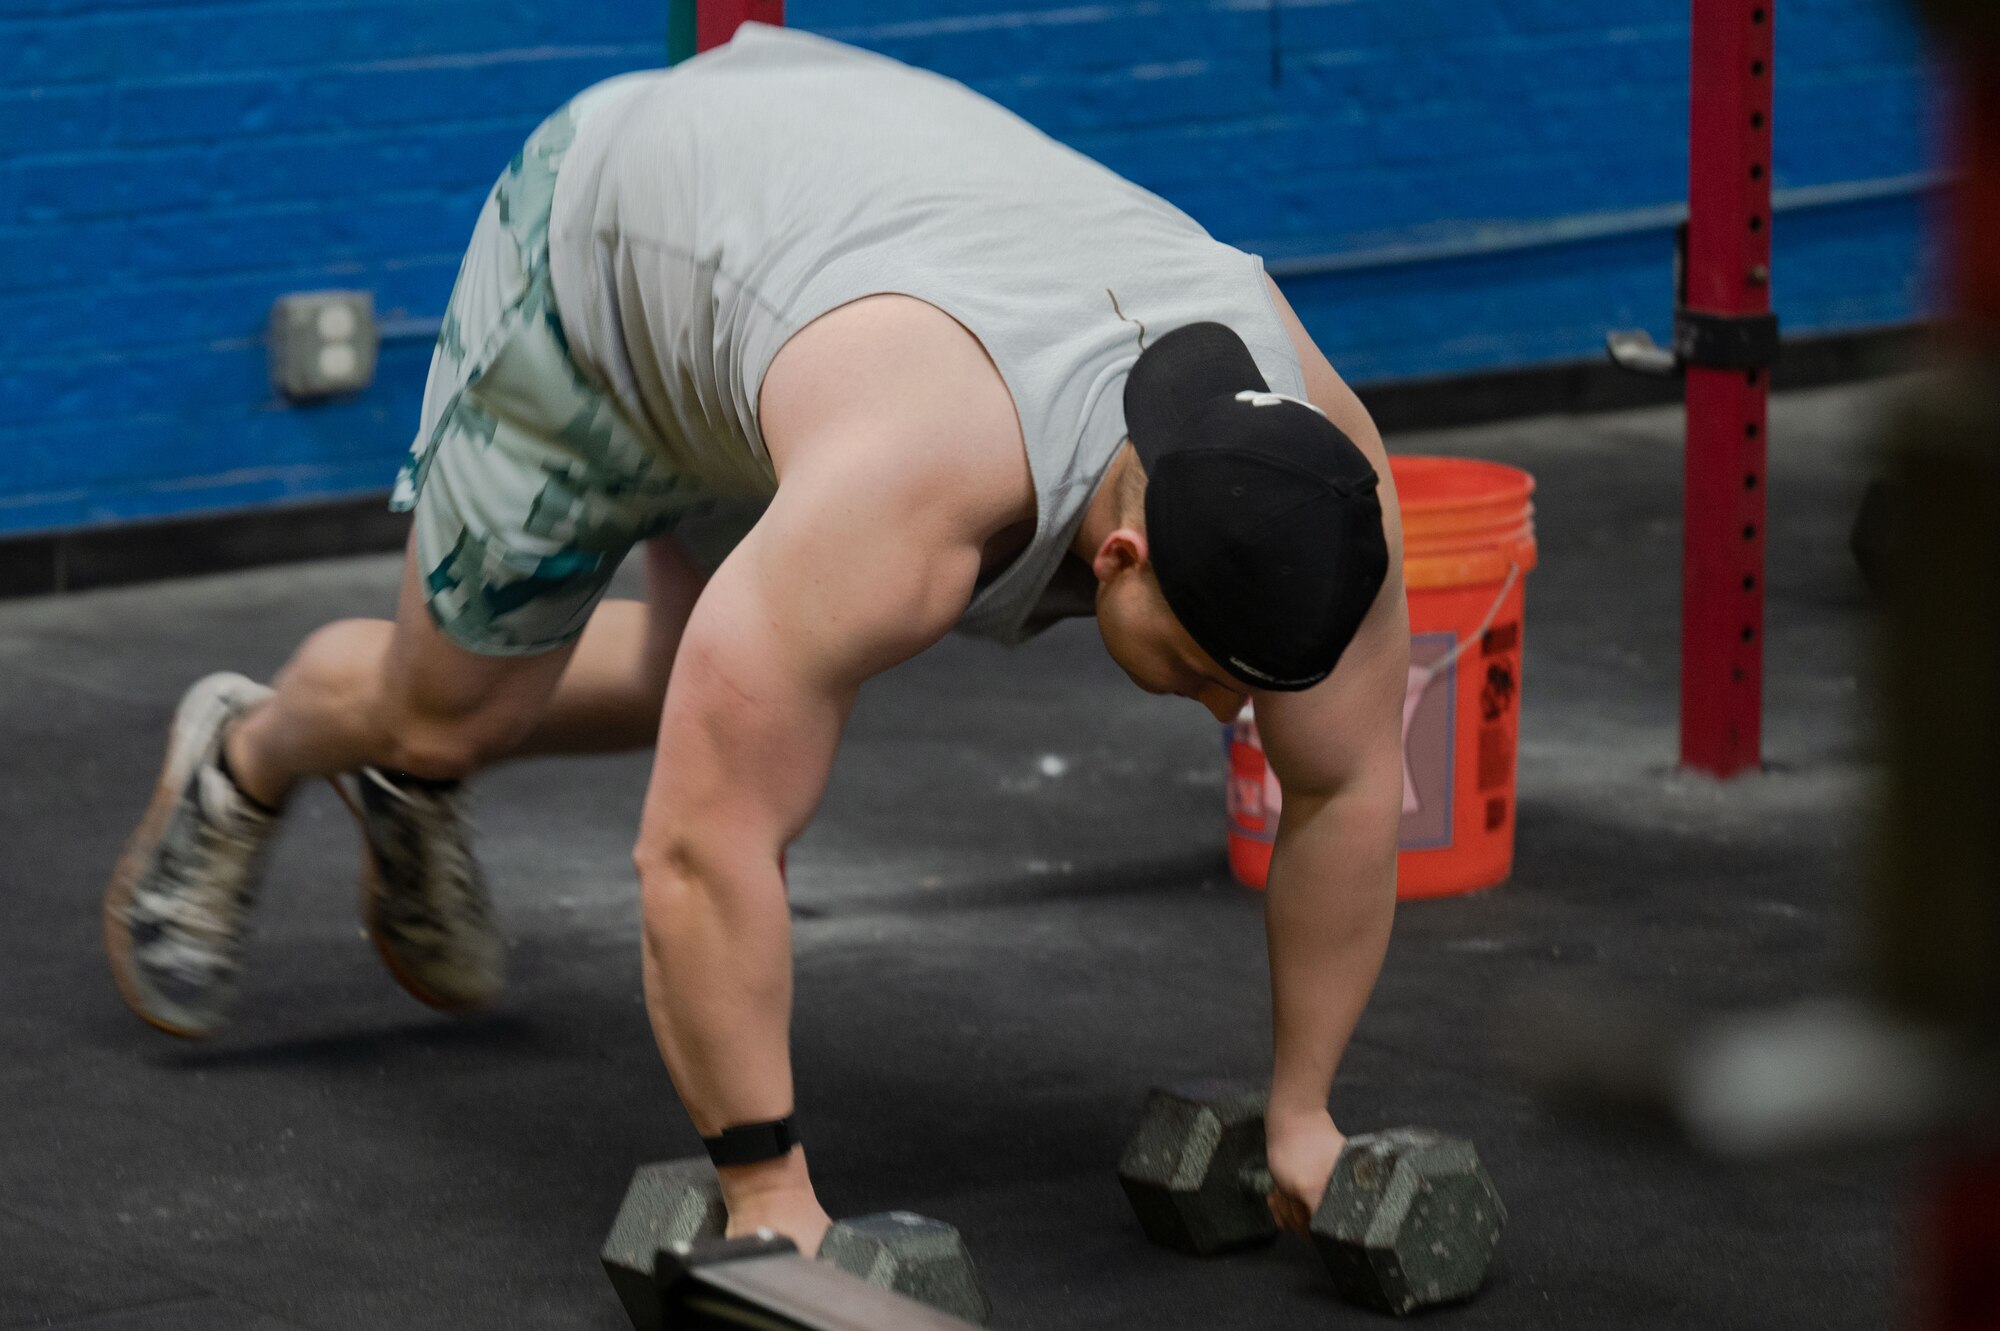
top-left (391, 100), bottom-right (717, 656)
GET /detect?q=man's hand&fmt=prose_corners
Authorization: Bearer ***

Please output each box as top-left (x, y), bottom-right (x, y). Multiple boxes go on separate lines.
top-left (718, 1152), bottom-right (835, 1256)
top-left (1263, 1105), bottom-right (1347, 1234)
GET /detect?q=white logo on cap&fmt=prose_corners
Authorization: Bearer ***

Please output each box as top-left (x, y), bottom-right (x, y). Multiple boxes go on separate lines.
top-left (1234, 390), bottom-right (1327, 418)
top-left (1228, 655), bottom-right (1330, 689)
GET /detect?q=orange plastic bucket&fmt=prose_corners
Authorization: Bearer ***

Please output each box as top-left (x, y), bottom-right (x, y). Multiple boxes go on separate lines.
top-left (1226, 456), bottom-right (1538, 899)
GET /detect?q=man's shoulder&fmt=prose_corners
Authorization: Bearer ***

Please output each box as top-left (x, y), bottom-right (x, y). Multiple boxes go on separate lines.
top-left (760, 294), bottom-right (1034, 538)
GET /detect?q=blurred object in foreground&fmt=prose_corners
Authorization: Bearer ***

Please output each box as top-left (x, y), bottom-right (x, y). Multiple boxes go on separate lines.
top-left (1871, 0), bottom-right (2000, 1047)
top-left (1866, 365), bottom-right (2000, 1042)
top-left (1509, 984), bottom-right (1996, 1159)
top-left (1882, 10), bottom-right (2000, 1312)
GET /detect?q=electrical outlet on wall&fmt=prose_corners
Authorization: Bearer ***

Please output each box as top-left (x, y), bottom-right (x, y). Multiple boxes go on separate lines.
top-left (269, 290), bottom-right (379, 402)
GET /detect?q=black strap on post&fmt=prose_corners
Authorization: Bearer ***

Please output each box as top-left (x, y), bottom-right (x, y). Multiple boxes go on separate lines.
top-left (1606, 224), bottom-right (1783, 377)
top-left (1674, 310), bottom-right (1782, 370)
top-left (702, 1114), bottom-right (801, 1168)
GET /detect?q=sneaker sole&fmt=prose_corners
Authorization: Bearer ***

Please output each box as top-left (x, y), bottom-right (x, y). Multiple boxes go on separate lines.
top-left (102, 672), bottom-right (267, 1039)
top-left (331, 778), bottom-right (497, 1015)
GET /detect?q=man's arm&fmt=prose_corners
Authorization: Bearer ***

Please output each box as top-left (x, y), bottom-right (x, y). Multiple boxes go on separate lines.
top-left (1252, 275), bottom-right (1412, 1224)
top-left (1254, 566), bottom-right (1409, 1143)
top-left (630, 431), bottom-right (991, 1247)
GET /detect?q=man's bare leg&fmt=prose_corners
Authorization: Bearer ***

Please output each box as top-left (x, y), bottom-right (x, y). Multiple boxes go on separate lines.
top-left (103, 534), bottom-right (706, 1031)
top-left (107, 534), bottom-right (583, 1034)
top-left (221, 537), bottom-right (569, 808)
top-left (225, 534), bottom-right (702, 807)
top-left (513, 535), bottom-right (708, 757)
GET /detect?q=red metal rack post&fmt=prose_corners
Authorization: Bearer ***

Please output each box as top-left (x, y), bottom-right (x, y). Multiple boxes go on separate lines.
top-left (698, 0), bottom-right (784, 53)
top-left (1680, 0), bottom-right (1777, 776)
top-left (670, 0), bottom-right (782, 62)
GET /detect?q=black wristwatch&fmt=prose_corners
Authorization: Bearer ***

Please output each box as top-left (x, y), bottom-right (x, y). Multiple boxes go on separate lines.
top-left (701, 1114), bottom-right (801, 1168)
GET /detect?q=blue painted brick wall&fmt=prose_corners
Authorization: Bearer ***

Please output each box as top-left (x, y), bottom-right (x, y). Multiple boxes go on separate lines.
top-left (0, 0), bottom-right (1934, 535)
top-left (0, 0), bottom-right (667, 534)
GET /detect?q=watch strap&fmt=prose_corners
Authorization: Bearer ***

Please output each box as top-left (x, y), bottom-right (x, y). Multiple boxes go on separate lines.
top-left (701, 1114), bottom-right (801, 1168)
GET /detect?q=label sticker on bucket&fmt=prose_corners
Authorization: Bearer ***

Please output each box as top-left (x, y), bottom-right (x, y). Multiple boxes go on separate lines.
top-left (1225, 711), bottom-right (1281, 844)
top-left (1400, 631), bottom-right (1456, 851)
top-left (1477, 633), bottom-right (1519, 793)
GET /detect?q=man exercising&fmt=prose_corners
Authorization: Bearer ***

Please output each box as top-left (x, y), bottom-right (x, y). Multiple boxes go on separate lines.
top-left (105, 24), bottom-right (1408, 1256)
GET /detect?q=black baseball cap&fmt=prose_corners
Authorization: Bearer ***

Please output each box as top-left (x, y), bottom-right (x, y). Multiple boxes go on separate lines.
top-left (1123, 322), bottom-right (1389, 692)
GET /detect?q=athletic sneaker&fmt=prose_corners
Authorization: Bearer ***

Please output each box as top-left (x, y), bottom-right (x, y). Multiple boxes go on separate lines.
top-left (104, 672), bottom-right (280, 1038)
top-left (346, 767), bottom-right (503, 1012)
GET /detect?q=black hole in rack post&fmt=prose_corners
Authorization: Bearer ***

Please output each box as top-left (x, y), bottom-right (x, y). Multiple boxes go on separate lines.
top-left (1744, 524), bottom-right (1757, 540)
top-left (1752, 7), bottom-right (1765, 22)
top-left (1751, 163), bottom-right (1764, 179)
top-left (1741, 626), bottom-right (1756, 643)
top-left (1746, 421), bottom-right (1760, 438)
top-left (1743, 574), bottom-right (1756, 591)
top-left (1752, 60), bottom-right (1765, 76)
top-left (1746, 370), bottom-right (1761, 387)
top-left (1745, 473), bottom-right (1759, 490)
top-left (1751, 111), bottom-right (1765, 129)
top-left (1750, 215), bottom-right (1763, 231)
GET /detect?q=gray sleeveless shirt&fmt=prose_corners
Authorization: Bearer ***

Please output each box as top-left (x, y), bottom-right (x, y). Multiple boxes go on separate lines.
top-left (547, 23), bottom-right (1305, 644)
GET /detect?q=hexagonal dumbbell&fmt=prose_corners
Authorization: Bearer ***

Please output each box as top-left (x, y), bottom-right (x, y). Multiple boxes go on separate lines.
top-left (602, 1156), bottom-right (991, 1329)
top-left (1309, 1128), bottom-right (1508, 1315)
top-left (1117, 1082), bottom-right (1506, 1315)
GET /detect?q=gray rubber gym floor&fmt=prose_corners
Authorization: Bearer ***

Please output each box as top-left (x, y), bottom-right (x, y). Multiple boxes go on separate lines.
top-left (3, 380), bottom-right (1902, 1329)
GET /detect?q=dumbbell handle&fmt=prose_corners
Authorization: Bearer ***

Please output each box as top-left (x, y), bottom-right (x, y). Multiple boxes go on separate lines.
top-left (1236, 1163), bottom-right (1277, 1199)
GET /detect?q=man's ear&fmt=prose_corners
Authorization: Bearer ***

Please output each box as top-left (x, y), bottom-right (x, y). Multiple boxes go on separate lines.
top-left (1090, 528), bottom-right (1150, 584)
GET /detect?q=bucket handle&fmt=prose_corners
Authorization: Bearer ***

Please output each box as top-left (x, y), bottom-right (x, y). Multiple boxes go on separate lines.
top-left (1237, 560), bottom-right (1523, 738)
top-left (1414, 561), bottom-right (1522, 684)
top-left (1401, 562), bottom-right (1522, 817)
